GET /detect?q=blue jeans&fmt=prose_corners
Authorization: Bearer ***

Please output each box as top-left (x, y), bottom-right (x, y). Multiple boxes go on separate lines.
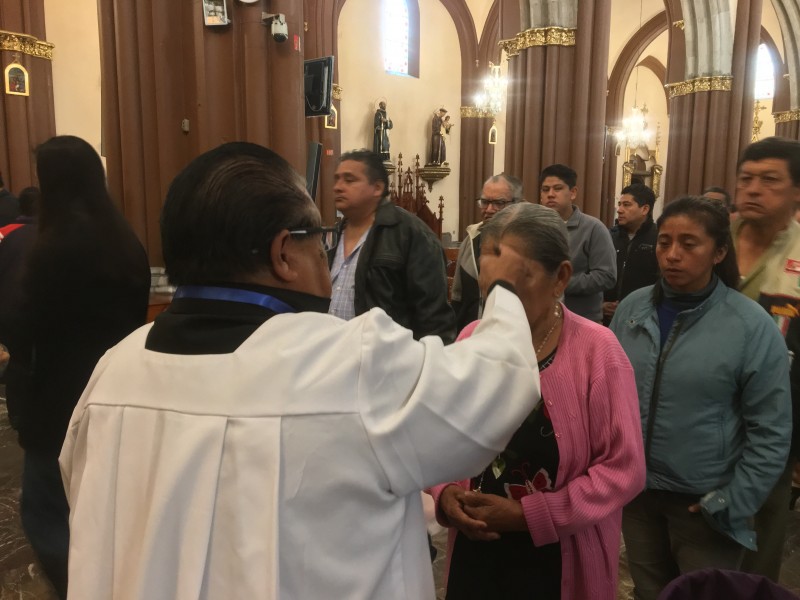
top-left (20, 452), bottom-right (69, 599)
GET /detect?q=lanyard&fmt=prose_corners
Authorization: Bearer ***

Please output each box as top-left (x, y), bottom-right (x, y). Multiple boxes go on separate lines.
top-left (173, 285), bottom-right (296, 314)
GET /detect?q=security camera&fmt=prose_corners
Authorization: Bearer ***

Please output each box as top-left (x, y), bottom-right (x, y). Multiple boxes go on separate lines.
top-left (264, 13), bottom-right (288, 42)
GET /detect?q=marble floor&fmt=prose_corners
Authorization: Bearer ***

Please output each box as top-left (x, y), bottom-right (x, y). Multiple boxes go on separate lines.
top-left (1, 385), bottom-right (800, 600)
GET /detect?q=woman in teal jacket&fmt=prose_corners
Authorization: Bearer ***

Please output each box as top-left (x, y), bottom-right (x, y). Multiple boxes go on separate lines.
top-left (610, 196), bottom-right (792, 600)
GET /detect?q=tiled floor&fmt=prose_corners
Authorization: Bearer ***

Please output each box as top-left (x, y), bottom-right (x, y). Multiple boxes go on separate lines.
top-left (0, 398), bottom-right (58, 599)
top-left (1, 387), bottom-right (800, 600)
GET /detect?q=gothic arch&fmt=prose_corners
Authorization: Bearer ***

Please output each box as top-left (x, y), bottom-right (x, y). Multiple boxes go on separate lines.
top-left (602, 10), bottom-right (669, 222)
top-left (607, 11), bottom-right (669, 126)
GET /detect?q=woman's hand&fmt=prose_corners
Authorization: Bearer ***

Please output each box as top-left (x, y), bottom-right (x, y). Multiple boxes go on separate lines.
top-left (439, 485), bottom-right (500, 541)
top-left (461, 492), bottom-right (527, 532)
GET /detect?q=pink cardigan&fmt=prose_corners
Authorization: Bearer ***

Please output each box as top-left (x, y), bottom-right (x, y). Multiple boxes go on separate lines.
top-left (430, 306), bottom-right (645, 600)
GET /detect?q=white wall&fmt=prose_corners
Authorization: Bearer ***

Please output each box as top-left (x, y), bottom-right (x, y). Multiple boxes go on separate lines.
top-left (43, 0), bottom-right (102, 157)
top-left (466, 0), bottom-right (495, 40)
top-left (608, 0), bottom-right (665, 78)
top-left (338, 0), bottom-right (462, 239)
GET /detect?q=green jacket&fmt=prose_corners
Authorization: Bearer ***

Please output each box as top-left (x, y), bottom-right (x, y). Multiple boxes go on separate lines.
top-left (611, 280), bottom-right (791, 549)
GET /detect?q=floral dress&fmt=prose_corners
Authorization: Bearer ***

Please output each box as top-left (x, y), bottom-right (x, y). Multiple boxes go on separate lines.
top-left (446, 349), bottom-right (561, 599)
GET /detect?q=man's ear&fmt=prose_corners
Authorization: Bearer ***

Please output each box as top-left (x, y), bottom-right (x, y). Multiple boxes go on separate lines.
top-left (269, 230), bottom-right (299, 283)
top-left (642, 203), bottom-right (651, 217)
top-left (570, 187), bottom-right (578, 201)
top-left (374, 180), bottom-right (386, 201)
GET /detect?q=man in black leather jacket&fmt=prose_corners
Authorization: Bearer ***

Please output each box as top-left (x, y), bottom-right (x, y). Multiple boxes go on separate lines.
top-left (602, 183), bottom-right (659, 325)
top-left (329, 149), bottom-right (455, 344)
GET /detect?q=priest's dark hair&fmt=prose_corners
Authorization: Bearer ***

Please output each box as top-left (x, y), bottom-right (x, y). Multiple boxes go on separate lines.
top-left (161, 142), bottom-right (316, 285)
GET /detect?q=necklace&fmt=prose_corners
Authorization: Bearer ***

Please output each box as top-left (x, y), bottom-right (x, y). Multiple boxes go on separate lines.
top-left (472, 310), bottom-right (562, 493)
top-left (534, 303), bottom-right (562, 355)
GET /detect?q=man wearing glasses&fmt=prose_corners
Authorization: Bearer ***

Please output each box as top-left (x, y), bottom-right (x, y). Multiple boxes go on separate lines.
top-left (731, 137), bottom-right (800, 582)
top-left (330, 149), bottom-right (455, 343)
top-left (451, 173), bottom-right (523, 331)
top-left (60, 142), bottom-right (542, 599)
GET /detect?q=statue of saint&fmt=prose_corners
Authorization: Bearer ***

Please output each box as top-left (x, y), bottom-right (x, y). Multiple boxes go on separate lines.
top-left (373, 101), bottom-right (393, 161)
top-left (429, 108), bottom-right (448, 165)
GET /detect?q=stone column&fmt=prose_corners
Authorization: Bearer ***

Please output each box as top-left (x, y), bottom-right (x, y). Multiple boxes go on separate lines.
top-left (501, 0), bottom-right (611, 218)
top-left (662, 0), bottom-right (762, 201)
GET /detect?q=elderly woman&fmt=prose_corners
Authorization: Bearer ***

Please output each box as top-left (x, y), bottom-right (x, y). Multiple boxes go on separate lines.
top-left (611, 197), bottom-right (792, 600)
top-left (430, 203), bottom-right (645, 599)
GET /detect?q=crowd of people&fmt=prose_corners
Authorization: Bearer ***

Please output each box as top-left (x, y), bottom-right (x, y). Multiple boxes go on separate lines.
top-left (0, 134), bottom-right (798, 600)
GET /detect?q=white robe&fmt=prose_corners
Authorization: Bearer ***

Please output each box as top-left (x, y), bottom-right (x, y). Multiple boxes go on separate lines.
top-left (60, 286), bottom-right (540, 600)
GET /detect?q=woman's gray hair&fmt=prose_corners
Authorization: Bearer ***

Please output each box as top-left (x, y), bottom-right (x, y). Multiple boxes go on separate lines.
top-left (480, 203), bottom-right (570, 275)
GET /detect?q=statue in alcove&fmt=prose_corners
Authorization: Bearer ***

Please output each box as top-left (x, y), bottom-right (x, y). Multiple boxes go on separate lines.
top-left (622, 143), bottom-right (663, 198)
top-left (373, 100), bottom-right (393, 161)
top-left (428, 107), bottom-right (449, 165)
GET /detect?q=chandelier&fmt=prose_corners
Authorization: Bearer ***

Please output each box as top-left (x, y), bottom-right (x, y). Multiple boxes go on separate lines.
top-left (474, 62), bottom-right (507, 115)
top-left (615, 104), bottom-right (653, 149)
top-left (614, 0), bottom-right (652, 151)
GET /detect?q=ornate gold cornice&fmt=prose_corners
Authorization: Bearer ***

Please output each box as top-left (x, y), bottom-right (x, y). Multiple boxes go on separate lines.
top-left (774, 109), bottom-right (800, 123)
top-left (499, 26), bottom-right (576, 59)
top-left (664, 76), bottom-right (732, 98)
top-left (332, 83), bottom-right (342, 101)
top-left (672, 20), bottom-right (685, 30)
top-left (460, 106), bottom-right (495, 118)
top-left (0, 30), bottom-right (53, 60)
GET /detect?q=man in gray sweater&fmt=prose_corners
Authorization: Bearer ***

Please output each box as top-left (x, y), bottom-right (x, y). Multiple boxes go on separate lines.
top-left (539, 164), bottom-right (616, 322)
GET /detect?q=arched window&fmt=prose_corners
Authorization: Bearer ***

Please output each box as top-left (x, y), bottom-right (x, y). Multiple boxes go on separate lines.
top-left (754, 43), bottom-right (775, 100)
top-left (383, 0), bottom-right (419, 77)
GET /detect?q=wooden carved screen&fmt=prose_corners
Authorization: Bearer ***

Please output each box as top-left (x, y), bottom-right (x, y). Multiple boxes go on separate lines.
top-left (388, 153), bottom-right (444, 239)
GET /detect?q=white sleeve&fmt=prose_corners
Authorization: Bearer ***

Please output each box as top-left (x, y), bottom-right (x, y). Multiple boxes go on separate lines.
top-left (358, 285), bottom-right (539, 495)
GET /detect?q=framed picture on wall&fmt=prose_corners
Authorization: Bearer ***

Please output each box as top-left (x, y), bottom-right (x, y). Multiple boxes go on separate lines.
top-left (5, 63), bottom-right (28, 97)
top-left (488, 123), bottom-right (498, 145)
top-left (324, 105), bottom-right (338, 130)
top-left (203, 0), bottom-right (229, 26)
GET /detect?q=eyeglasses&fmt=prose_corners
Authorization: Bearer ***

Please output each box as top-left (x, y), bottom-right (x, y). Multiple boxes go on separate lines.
top-left (288, 226), bottom-right (340, 251)
top-left (477, 198), bottom-right (517, 210)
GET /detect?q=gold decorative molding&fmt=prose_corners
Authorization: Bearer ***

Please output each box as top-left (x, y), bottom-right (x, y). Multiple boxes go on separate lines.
top-left (622, 161), bottom-right (663, 199)
top-left (664, 76), bottom-right (732, 98)
top-left (417, 164), bottom-right (451, 192)
top-left (774, 109), bottom-right (800, 123)
top-left (0, 30), bottom-right (54, 60)
top-left (499, 26), bottom-right (576, 59)
top-left (460, 106), bottom-right (495, 118)
top-left (332, 83), bottom-right (342, 101)
top-left (672, 20), bottom-right (685, 30)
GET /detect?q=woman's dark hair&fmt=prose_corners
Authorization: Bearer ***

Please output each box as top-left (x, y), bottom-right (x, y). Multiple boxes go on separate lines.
top-left (480, 202), bottom-right (570, 275)
top-left (35, 136), bottom-right (115, 231)
top-left (161, 142), bottom-right (315, 285)
top-left (25, 136), bottom-right (150, 335)
top-left (653, 196), bottom-right (739, 304)
top-left (30, 136), bottom-right (148, 284)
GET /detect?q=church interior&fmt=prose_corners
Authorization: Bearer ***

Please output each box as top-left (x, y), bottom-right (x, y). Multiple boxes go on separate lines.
top-left (2, 0), bottom-right (800, 598)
